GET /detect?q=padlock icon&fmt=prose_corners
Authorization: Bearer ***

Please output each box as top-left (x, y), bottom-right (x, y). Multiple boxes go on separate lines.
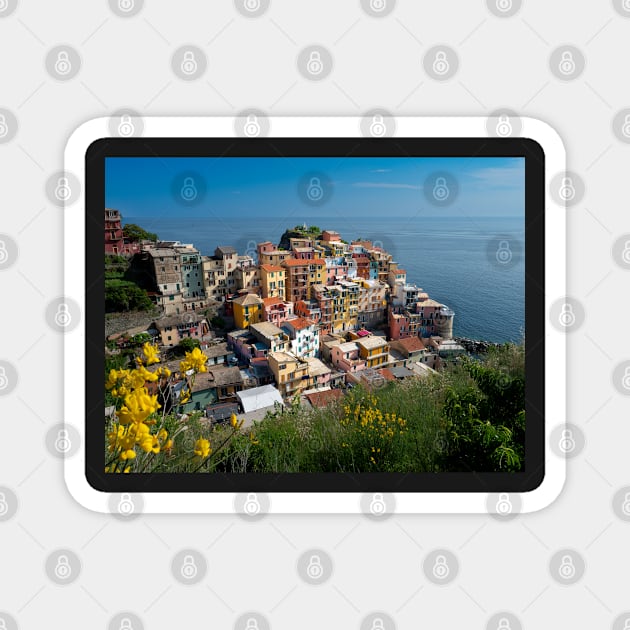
top-left (118, 0), bottom-right (134, 11)
top-left (54, 429), bottom-right (72, 454)
top-left (245, 618), bottom-right (259, 630)
top-left (432, 554), bottom-right (450, 579)
top-left (119, 618), bottom-right (134, 630)
top-left (432, 176), bottom-right (449, 201)
top-left (0, 240), bottom-right (8, 264)
top-left (54, 303), bottom-right (72, 327)
top-left (246, 240), bottom-right (258, 258)
top-left (622, 366), bottom-right (630, 391)
top-left (181, 554), bottom-right (198, 579)
top-left (244, 0), bottom-right (261, 11)
top-left (623, 619), bottom-right (630, 630)
top-left (432, 51), bottom-right (449, 76)
top-left (497, 618), bottom-right (512, 630)
top-left (181, 51), bottom-right (198, 76)
top-left (558, 429), bottom-right (575, 453)
top-left (54, 177), bottom-right (72, 202)
top-left (307, 177), bottom-right (324, 201)
top-left (558, 303), bottom-right (575, 327)
top-left (118, 493), bottom-right (135, 515)
top-left (622, 240), bottom-right (630, 264)
top-left (306, 554), bottom-right (324, 579)
top-left (558, 51), bottom-right (576, 76)
top-left (369, 114), bottom-right (386, 137)
top-left (0, 492), bottom-right (8, 516)
top-left (495, 493), bottom-right (512, 515)
top-left (54, 554), bottom-right (72, 580)
top-left (369, 493), bottom-right (386, 515)
top-left (0, 366), bottom-right (8, 390)
top-left (54, 51), bottom-right (72, 76)
top-left (495, 240), bottom-right (513, 265)
top-left (496, 115), bottom-right (512, 136)
top-left (244, 492), bottom-right (261, 515)
top-left (370, 0), bottom-right (386, 12)
top-left (622, 114), bottom-right (630, 138)
top-left (0, 114), bottom-right (8, 138)
top-left (0, 0), bottom-right (8, 11)
top-left (181, 177), bottom-right (198, 201)
top-left (558, 177), bottom-right (575, 201)
top-left (371, 618), bottom-right (385, 630)
top-left (306, 51), bottom-right (323, 75)
top-left (621, 492), bottom-right (630, 516)
top-left (558, 554), bottom-right (576, 579)
top-left (118, 115), bottom-right (135, 137)
top-left (495, 0), bottom-right (512, 11)
top-left (244, 114), bottom-right (261, 137)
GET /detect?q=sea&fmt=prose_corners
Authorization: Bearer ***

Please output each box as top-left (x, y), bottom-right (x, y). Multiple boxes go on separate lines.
top-left (124, 215), bottom-right (525, 344)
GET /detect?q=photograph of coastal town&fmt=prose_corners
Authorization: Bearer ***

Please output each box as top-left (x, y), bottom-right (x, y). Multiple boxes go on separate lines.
top-left (104, 156), bottom-right (525, 474)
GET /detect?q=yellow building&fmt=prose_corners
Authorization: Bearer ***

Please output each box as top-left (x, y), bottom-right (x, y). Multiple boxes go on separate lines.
top-left (232, 293), bottom-right (263, 329)
top-left (357, 336), bottom-right (390, 368)
top-left (267, 351), bottom-right (311, 398)
top-left (259, 264), bottom-right (286, 300)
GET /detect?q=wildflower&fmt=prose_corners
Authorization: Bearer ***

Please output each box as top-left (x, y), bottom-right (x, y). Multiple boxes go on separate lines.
top-left (249, 432), bottom-right (259, 445)
top-left (180, 347), bottom-right (207, 374)
top-left (142, 342), bottom-right (160, 365)
top-left (230, 413), bottom-right (244, 430)
top-left (120, 449), bottom-right (136, 461)
top-left (193, 438), bottom-right (211, 458)
top-left (179, 388), bottom-right (191, 405)
top-left (118, 389), bottom-right (160, 425)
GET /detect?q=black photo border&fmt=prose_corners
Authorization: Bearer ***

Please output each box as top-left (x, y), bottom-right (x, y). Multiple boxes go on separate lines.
top-left (86, 136), bottom-right (545, 495)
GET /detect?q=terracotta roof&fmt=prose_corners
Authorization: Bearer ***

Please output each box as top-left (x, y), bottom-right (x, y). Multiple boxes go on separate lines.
top-left (305, 389), bottom-right (344, 408)
top-left (282, 258), bottom-right (306, 267)
top-left (260, 264), bottom-right (284, 272)
top-left (263, 296), bottom-right (284, 307)
top-left (283, 317), bottom-right (313, 331)
top-left (377, 368), bottom-right (396, 382)
top-left (396, 336), bottom-right (426, 353)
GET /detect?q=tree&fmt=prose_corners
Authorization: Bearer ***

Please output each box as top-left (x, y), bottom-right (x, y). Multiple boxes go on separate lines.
top-left (105, 280), bottom-right (154, 312)
top-left (178, 337), bottom-right (200, 354)
top-left (123, 223), bottom-right (158, 243)
top-left (210, 315), bottom-right (226, 329)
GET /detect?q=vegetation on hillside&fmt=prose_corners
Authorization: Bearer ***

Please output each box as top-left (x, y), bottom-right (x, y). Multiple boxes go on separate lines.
top-left (123, 223), bottom-right (158, 243)
top-left (104, 342), bottom-right (525, 474)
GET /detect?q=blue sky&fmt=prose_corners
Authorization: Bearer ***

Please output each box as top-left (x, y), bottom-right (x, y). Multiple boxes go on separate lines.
top-left (105, 156), bottom-right (524, 220)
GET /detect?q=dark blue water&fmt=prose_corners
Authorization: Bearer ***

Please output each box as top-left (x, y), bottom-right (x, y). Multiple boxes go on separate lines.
top-left (125, 215), bottom-right (524, 343)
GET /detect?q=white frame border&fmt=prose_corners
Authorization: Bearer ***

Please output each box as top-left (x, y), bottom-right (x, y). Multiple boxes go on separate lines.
top-left (64, 116), bottom-right (566, 514)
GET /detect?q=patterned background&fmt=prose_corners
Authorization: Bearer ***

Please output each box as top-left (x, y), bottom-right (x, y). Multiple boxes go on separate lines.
top-left (1, 1), bottom-right (630, 628)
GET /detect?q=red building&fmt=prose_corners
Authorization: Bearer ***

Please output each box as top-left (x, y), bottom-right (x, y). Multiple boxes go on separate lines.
top-left (105, 208), bottom-right (142, 256)
top-left (105, 209), bottom-right (124, 254)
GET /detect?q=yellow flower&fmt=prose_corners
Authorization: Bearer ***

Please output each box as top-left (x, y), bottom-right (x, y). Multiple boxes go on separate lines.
top-left (230, 413), bottom-right (243, 430)
top-left (157, 366), bottom-right (171, 379)
top-left (120, 449), bottom-right (136, 461)
top-left (193, 438), bottom-right (211, 458)
top-left (180, 347), bottom-right (207, 374)
top-left (142, 342), bottom-right (160, 365)
top-left (249, 432), bottom-right (259, 445)
top-left (118, 389), bottom-right (160, 425)
top-left (179, 389), bottom-right (191, 404)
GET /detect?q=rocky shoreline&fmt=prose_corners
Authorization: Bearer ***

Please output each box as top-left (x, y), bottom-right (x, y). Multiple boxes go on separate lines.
top-left (454, 337), bottom-right (503, 354)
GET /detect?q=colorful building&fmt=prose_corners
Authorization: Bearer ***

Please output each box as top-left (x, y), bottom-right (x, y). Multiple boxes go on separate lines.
top-left (262, 297), bottom-right (294, 327)
top-left (232, 293), bottom-right (263, 329)
top-left (356, 336), bottom-right (390, 369)
top-left (259, 264), bottom-right (286, 300)
top-left (281, 317), bottom-right (320, 359)
top-left (267, 351), bottom-right (311, 398)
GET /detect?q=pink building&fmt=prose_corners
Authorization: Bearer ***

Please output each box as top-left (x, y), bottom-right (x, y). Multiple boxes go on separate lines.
top-left (262, 297), bottom-right (294, 327)
top-left (331, 342), bottom-right (367, 373)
